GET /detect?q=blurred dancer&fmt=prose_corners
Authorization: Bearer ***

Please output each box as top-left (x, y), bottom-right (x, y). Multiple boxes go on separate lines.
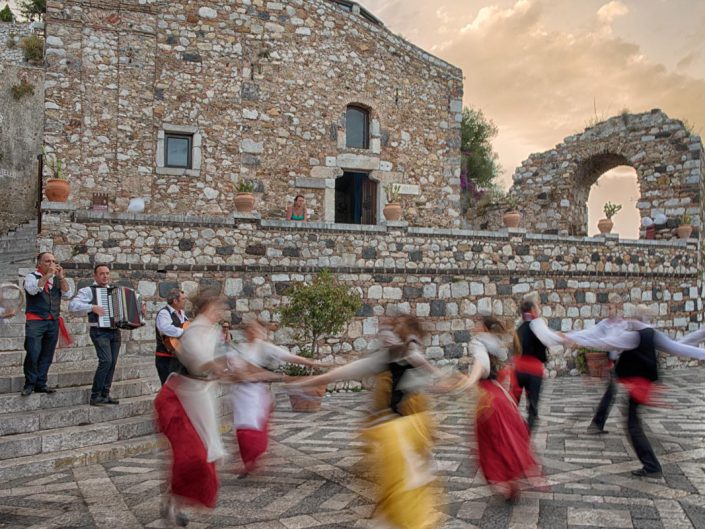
top-left (227, 319), bottom-right (325, 476)
top-left (154, 289), bottom-right (231, 526)
top-left (453, 316), bottom-right (542, 501)
top-left (290, 314), bottom-right (442, 529)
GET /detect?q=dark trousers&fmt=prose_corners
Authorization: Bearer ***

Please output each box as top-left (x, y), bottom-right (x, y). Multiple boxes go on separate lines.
top-left (90, 328), bottom-right (121, 399)
top-left (155, 355), bottom-right (182, 386)
top-left (627, 397), bottom-right (661, 473)
top-left (591, 370), bottom-right (617, 430)
top-left (515, 371), bottom-right (543, 433)
top-left (24, 319), bottom-right (60, 390)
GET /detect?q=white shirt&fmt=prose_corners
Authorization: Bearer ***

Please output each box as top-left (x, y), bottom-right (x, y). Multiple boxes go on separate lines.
top-left (528, 318), bottom-right (565, 347)
top-left (156, 305), bottom-right (188, 338)
top-left (68, 283), bottom-right (107, 315)
top-left (24, 272), bottom-right (73, 299)
top-left (679, 327), bottom-right (705, 346)
top-left (568, 317), bottom-right (626, 360)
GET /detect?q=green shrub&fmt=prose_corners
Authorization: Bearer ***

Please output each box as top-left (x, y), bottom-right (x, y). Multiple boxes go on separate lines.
top-left (10, 79), bottom-right (34, 100)
top-left (236, 180), bottom-right (254, 193)
top-left (20, 34), bottom-right (43, 63)
top-left (6, 31), bottom-right (15, 48)
top-left (0, 5), bottom-right (14, 22)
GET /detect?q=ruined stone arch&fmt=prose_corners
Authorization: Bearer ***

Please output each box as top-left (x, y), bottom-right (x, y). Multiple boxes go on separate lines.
top-left (511, 110), bottom-right (704, 239)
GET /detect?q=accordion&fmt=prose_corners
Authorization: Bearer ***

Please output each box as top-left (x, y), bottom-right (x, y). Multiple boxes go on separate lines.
top-left (94, 286), bottom-right (144, 330)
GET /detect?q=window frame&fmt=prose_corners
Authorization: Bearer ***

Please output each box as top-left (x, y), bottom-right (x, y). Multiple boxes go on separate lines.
top-left (345, 105), bottom-right (370, 150)
top-left (164, 133), bottom-right (193, 169)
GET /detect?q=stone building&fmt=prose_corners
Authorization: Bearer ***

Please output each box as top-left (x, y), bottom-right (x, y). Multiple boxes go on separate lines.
top-left (43, 0), bottom-right (464, 226)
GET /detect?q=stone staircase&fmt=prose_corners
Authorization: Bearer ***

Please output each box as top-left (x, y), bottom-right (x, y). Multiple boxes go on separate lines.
top-left (0, 315), bottom-right (164, 482)
top-left (0, 219), bottom-right (39, 283)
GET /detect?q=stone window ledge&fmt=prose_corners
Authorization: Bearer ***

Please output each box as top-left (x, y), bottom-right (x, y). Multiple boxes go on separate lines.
top-left (155, 167), bottom-right (201, 177)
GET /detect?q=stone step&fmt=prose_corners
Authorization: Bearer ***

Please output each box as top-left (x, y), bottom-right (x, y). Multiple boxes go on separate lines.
top-left (0, 345), bottom-right (120, 368)
top-left (0, 358), bottom-right (155, 393)
top-left (0, 378), bottom-right (159, 414)
top-left (0, 433), bottom-right (163, 482)
top-left (0, 393), bottom-right (156, 436)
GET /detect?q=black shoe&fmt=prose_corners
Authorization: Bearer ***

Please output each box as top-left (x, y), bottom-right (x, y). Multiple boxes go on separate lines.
top-left (102, 396), bottom-right (119, 405)
top-left (20, 387), bottom-right (33, 396)
top-left (90, 396), bottom-right (107, 406)
top-left (586, 423), bottom-right (608, 435)
top-left (631, 468), bottom-right (662, 478)
top-left (34, 386), bottom-right (56, 394)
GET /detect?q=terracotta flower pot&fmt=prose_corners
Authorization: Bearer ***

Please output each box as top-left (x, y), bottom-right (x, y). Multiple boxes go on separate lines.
top-left (503, 211), bottom-right (521, 228)
top-left (383, 203), bottom-right (402, 221)
top-left (585, 351), bottom-right (609, 378)
top-left (288, 384), bottom-right (327, 412)
top-left (676, 224), bottom-right (692, 240)
top-left (234, 192), bottom-right (255, 213)
top-left (597, 218), bottom-right (613, 234)
top-left (44, 179), bottom-right (70, 202)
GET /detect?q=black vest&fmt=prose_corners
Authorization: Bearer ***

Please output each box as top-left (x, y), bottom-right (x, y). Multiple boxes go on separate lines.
top-left (25, 272), bottom-right (62, 319)
top-left (517, 321), bottom-right (547, 364)
top-left (615, 328), bottom-right (658, 382)
top-left (155, 306), bottom-right (186, 355)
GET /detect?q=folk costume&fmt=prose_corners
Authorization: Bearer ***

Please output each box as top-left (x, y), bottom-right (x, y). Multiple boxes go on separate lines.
top-left (155, 304), bottom-right (188, 385)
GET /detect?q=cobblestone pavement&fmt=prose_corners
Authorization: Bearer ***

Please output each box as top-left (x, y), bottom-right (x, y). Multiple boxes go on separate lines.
top-left (1, 369), bottom-right (705, 529)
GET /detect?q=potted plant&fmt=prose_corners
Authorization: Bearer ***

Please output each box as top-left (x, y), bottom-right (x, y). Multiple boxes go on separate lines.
top-left (43, 153), bottom-right (70, 202)
top-left (676, 213), bottom-right (693, 240)
top-left (598, 202), bottom-right (622, 234)
top-left (234, 180), bottom-right (255, 213)
top-left (575, 347), bottom-right (609, 378)
top-left (383, 183), bottom-right (402, 221)
top-left (279, 271), bottom-right (362, 412)
top-left (502, 194), bottom-right (521, 228)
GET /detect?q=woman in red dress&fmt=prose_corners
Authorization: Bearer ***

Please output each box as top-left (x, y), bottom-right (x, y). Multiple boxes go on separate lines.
top-left (454, 316), bottom-right (543, 501)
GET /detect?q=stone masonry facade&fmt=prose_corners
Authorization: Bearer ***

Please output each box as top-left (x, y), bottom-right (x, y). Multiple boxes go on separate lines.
top-left (39, 205), bottom-right (703, 377)
top-left (466, 110), bottom-right (705, 242)
top-left (43, 0), bottom-right (464, 226)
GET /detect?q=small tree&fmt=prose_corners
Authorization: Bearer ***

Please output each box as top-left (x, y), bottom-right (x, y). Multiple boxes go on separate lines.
top-left (279, 271), bottom-right (361, 360)
top-left (18, 0), bottom-right (45, 21)
top-left (0, 4), bottom-right (15, 22)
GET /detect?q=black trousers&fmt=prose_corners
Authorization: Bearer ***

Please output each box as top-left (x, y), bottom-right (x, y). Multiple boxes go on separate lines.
top-left (155, 355), bottom-right (183, 386)
top-left (89, 328), bottom-right (121, 399)
top-left (515, 371), bottom-right (543, 434)
top-left (627, 397), bottom-right (661, 473)
top-left (591, 370), bottom-right (617, 430)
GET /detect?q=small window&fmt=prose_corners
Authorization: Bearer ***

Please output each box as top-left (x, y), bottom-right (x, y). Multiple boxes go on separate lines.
top-left (165, 134), bottom-right (193, 169)
top-left (346, 105), bottom-right (369, 149)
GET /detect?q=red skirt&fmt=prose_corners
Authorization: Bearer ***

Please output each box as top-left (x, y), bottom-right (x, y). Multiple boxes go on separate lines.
top-left (236, 412), bottom-right (270, 473)
top-left (618, 376), bottom-right (662, 406)
top-left (154, 382), bottom-right (219, 508)
top-left (475, 379), bottom-right (538, 486)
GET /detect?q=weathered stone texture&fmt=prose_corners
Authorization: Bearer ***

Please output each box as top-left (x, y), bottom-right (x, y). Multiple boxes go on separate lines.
top-left (39, 207), bottom-right (703, 376)
top-left (467, 110), bottom-right (705, 241)
top-left (43, 0), bottom-right (463, 225)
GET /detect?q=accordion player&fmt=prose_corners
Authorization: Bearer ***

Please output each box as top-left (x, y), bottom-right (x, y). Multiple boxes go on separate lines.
top-left (93, 286), bottom-right (145, 330)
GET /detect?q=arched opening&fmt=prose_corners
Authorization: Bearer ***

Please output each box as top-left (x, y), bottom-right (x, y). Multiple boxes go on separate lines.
top-left (345, 105), bottom-right (370, 149)
top-left (335, 172), bottom-right (377, 224)
top-left (586, 166), bottom-right (640, 238)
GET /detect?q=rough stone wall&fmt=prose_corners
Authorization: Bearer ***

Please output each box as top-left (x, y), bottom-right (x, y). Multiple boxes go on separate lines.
top-left (0, 23), bottom-right (32, 65)
top-left (0, 63), bottom-right (44, 234)
top-left (467, 110), bottom-right (704, 241)
top-left (39, 205), bottom-right (703, 376)
top-left (43, 0), bottom-right (463, 226)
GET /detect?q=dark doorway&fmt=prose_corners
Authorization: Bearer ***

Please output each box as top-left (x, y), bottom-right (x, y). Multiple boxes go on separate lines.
top-left (335, 172), bottom-right (377, 225)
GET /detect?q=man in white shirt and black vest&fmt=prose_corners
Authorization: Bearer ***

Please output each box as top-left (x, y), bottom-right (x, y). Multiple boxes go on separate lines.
top-left (68, 264), bottom-right (121, 406)
top-left (154, 288), bottom-right (188, 385)
top-left (21, 252), bottom-right (73, 396)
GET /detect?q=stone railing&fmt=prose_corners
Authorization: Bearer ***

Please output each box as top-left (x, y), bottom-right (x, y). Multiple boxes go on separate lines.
top-left (39, 203), bottom-right (703, 375)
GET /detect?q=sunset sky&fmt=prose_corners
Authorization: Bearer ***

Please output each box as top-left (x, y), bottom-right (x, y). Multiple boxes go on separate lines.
top-left (361, 0), bottom-right (705, 237)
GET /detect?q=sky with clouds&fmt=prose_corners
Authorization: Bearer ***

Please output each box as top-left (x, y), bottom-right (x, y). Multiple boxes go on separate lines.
top-left (361, 0), bottom-right (705, 236)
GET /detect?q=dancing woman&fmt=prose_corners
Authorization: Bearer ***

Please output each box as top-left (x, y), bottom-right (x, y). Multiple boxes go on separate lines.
top-left (290, 314), bottom-right (442, 529)
top-left (227, 319), bottom-right (326, 476)
top-left (453, 316), bottom-right (542, 501)
top-left (154, 290), bottom-right (231, 526)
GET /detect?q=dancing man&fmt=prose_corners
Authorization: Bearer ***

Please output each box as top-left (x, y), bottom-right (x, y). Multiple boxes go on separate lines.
top-left (22, 252), bottom-right (73, 396)
top-left (512, 294), bottom-right (564, 433)
top-left (69, 264), bottom-right (121, 406)
top-left (154, 288), bottom-right (188, 385)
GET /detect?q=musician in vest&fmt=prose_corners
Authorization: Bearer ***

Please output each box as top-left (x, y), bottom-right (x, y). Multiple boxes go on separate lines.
top-left (512, 295), bottom-right (564, 434)
top-left (155, 288), bottom-right (188, 385)
top-left (21, 252), bottom-right (73, 396)
top-left (68, 264), bottom-right (121, 406)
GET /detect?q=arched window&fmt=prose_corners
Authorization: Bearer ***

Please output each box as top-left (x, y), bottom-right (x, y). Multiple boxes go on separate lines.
top-left (346, 105), bottom-right (369, 149)
top-left (587, 165), bottom-right (640, 238)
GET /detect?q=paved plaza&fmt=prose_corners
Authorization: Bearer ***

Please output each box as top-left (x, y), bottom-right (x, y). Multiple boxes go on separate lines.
top-left (1, 369), bottom-right (704, 529)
